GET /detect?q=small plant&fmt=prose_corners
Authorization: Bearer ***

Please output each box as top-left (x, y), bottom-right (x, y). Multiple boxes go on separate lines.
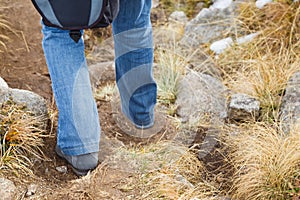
top-left (94, 83), bottom-right (116, 102)
top-left (155, 45), bottom-right (186, 106)
top-left (0, 100), bottom-right (49, 175)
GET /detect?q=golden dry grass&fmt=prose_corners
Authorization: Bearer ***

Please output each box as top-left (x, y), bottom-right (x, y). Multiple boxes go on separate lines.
top-left (217, 1), bottom-right (300, 121)
top-left (224, 123), bottom-right (300, 200)
top-left (0, 100), bottom-right (49, 175)
top-left (0, 14), bottom-right (10, 52)
top-left (141, 152), bottom-right (218, 200)
top-left (110, 142), bottom-right (219, 199)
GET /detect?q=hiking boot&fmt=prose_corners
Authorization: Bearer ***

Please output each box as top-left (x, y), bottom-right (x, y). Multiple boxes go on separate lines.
top-left (55, 146), bottom-right (99, 176)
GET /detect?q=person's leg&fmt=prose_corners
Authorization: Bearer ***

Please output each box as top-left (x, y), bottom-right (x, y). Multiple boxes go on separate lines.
top-left (42, 24), bottom-right (100, 158)
top-left (112, 0), bottom-right (157, 129)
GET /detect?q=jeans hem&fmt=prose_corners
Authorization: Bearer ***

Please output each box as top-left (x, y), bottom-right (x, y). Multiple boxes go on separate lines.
top-left (59, 143), bottom-right (100, 156)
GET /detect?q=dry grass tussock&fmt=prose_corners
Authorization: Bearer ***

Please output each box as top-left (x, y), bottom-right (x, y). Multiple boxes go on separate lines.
top-left (124, 142), bottom-right (220, 199)
top-left (224, 123), bottom-right (300, 200)
top-left (0, 100), bottom-right (49, 175)
top-left (217, 1), bottom-right (300, 121)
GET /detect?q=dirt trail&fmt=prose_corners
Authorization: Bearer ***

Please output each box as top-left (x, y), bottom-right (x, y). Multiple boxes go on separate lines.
top-left (0, 0), bottom-right (52, 101)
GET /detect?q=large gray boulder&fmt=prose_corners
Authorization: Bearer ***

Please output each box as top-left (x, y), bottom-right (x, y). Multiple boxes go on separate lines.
top-left (180, 0), bottom-right (238, 48)
top-left (176, 70), bottom-right (227, 125)
top-left (177, 0), bottom-right (243, 78)
top-left (175, 70), bottom-right (228, 158)
top-left (279, 72), bottom-right (300, 133)
top-left (9, 88), bottom-right (48, 116)
top-left (0, 77), bottom-right (48, 117)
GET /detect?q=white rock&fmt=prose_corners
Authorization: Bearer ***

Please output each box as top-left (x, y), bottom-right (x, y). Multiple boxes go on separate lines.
top-left (237, 32), bottom-right (260, 45)
top-left (0, 77), bottom-right (9, 103)
top-left (210, 37), bottom-right (234, 54)
top-left (212, 0), bottom-right (233, 9)
top-left (0, 77), bottom-right (8, 89)
top-left (256, 0), bottom-right (272, 9)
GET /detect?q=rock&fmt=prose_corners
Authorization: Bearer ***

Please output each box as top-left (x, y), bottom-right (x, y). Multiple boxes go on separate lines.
top-left (9, 88), bottom-right (48, 116)
top-left (256, 0), bottom-right (272, 9)
top-left (211, 0), bottom-right (233, 9)
top-left (236, 32), bottom-right (260, 45)
top-left (26, 184), bottom-right (38, 197)
top-left (56, 166), bottom-right (68, 173)
top-left (152, 0), bottom-right (159, 8)
top-left (0, 77), bottom-right (9, 89)
top-left (175, 173), bottom-right (194, 188)
top-left (178, 1), bottom-right (241, 78)
top-left (279, 72), bottom-right (300, 133)
top-left (88, 61), bottom-right (115, 88)
top-left (180, 1), bottom-right (239, 48)
top-left (0, 77), bottom-right (10, 103)
top-left (210, 37), bottom-right (234, 54)
top-left (0, 178), bottom-right (16, 200)
top-left (175, 71), bottom-right (227, 155)
top-left (169, 11), bottom-right (188, 23)
top-left (176, 70), bottom-right (227, 125)
top-left (228, 93), bottom-right (260, 121)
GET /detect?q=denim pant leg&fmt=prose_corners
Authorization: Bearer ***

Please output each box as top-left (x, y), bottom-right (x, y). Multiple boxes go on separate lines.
top-left (42, 24), bottom-right (100, 156)
top-left (112, 0), bottom-right (157, 128)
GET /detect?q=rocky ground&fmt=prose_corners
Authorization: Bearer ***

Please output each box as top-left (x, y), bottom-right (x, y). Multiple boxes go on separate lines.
top-left (0, 0), bottom-right (299, 199)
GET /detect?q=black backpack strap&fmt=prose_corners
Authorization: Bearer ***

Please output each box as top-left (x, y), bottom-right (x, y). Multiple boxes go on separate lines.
top-left (69, 30), bottom-right (82, 43)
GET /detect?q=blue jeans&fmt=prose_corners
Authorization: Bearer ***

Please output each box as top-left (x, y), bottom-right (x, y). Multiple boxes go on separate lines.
top-left (42, 0), bottom-right (157, 156)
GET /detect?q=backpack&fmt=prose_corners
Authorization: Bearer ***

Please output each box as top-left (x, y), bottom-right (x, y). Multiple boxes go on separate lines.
top-left (31, 0), bottom-right (119, 42)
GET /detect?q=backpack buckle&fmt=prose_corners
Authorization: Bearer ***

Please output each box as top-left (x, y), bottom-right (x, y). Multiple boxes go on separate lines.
top-left (69, 30), bottom-right (82, 43)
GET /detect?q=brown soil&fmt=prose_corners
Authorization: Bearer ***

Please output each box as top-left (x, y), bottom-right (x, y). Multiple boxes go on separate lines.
top-left (0, 0), bottom-right (177, 199)
top-left (0, 0), bottom-right (52, 101)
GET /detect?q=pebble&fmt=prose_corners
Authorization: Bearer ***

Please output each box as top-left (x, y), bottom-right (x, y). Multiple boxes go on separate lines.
top-left (26, 184), bottom-right (38, 197)
top-left (56, 166), bottom-right (68, 173)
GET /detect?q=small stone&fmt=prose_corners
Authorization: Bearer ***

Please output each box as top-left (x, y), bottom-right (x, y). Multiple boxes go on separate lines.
top-left (0, 178), bottom-right (16, 200)
top-left (237, 32), bottom-right (260, 45)
top-left (256, 0), bottom-right (272, 9)
top-left (56, 166), bottom-right (68, 173)
top-left (211, 0), bottom-right (233, 9)
top-left (26, 184), bottom-right (38, 197)
top-left (228, 93), bottom-right (260, 121)
top-left (210, 37), bottom-right (234, 54)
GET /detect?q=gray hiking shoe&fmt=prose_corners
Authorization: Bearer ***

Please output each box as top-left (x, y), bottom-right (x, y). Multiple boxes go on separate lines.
top-left (55, 146), bottom-right (99, 176)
